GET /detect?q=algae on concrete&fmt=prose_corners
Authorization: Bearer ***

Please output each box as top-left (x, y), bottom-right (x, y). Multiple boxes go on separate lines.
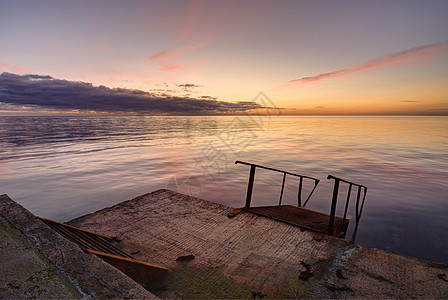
top-left (0, 193), bottom-right (158, 299)
top-left (153, 267), bottom-right (254, 299)
top-left (0, 216), bottom-right (80, 299)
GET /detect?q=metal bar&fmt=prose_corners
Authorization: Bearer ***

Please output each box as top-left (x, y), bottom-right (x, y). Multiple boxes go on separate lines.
top-left (55, 225), bottom-right (107, 254)
top-left (57, 225), bottom-right (113, 256)
top-left (297, 176), bottom-right (303, 207)
top-left (343, 183), bottom-right (352, 222)
top-left (42, 218), bottom-right (134, 258)
top-left (355, 185), bottom-right (361, 223)
top-left (50, 225), bottom-right (92, 249)
top-left (356, 187), bottom-right (368, 226)
top-left (328, 178), bottom-right (340, 235)
top-left (303, 180), bottom-right (320, 207)
top-left (38, 217), bottom-right (114, 240)
top-left (235, 160), bottom-right (319, 182)
top-left (360, 187), bottom-right (367, 215)
top-left (245, 165), bottom-right (256, 208)
top-left (325, 175), bottom-right (368, 241)
top-left (278, 173), bottom-right (287, 206)
top-left (84, 248), bottom-right (169, 270)
top-left (327, 174), bottom-right (367, 189)
top-left (351, 187), bottom-right (368, 243)
top-left (71, 229), bottom-right (115, 254)
top-left (73, 229), bottom-right (133, 258)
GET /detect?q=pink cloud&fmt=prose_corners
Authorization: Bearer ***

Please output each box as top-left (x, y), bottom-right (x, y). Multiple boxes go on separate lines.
top-left (99, 42), bottom-right (113, 54)
top-left (148, 1), bottom-right (254, 73)
top-left (147, 43), bottom-right (204, 72)
top-left (286, 40), bottom-right (448, 86)
top-left (175, 0), bottom-right (255, 43)
top-left (177, 0), bottom-right (207, 42)
top-left (146, 49), bottom-right (183, 72)
top-left (165, 65), bottom-right (184, 72)
top-left (148, 50), bottom-right (174, 61)
top-left (145, 0), bottom-right (213, 73)
top-left (0, 62), bottom-right (28, 73)
top-left (147, 49), bottom-right (184, 72)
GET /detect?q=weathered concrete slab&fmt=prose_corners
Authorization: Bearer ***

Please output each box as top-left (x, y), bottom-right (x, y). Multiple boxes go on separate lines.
top-left (0, 194), bottom-right (157, 299)
top-left (0, 215), bottom-right (79, 299)
top-left (69, 189), bottom-right (448, 299)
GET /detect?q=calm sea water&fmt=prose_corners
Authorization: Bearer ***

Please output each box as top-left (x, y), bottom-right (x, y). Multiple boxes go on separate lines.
top-left (1, 115), bottom-right (447, 264)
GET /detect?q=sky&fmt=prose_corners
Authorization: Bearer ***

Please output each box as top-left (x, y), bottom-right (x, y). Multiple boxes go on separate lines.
top-left (0, 0), bottom-right (447, 115)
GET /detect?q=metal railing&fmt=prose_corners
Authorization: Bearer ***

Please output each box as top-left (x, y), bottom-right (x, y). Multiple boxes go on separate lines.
top-left (235, 160), bottom-right (320, 208)
top-left (327, 175), bottom-right (368, 236)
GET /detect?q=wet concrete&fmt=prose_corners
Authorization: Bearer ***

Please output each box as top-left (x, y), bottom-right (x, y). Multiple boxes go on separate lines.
top-left (68, 189), bottom-right (448, 299)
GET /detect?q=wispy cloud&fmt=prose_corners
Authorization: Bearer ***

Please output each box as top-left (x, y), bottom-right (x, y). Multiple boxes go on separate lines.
top-left (147, 43), bottom-right (204, 72)
top-left (0, 62), bottom-right (28, 73)
top-left (98, 42), bottom-right (113, 55)
top-left (147, 49), bottom-right (184, 72)
top-left (148, 1), bottom-right (254, 74)
top-left (177, 0), bottom-right (207, 42)
top-left (0, 72), bottom-right (261, 114)
top-left (175, 0), bottom-right (254, 43)
top-left (285, 40), bottom-right (448, 86)
top-left (149, 0), bottom-right (253, 73)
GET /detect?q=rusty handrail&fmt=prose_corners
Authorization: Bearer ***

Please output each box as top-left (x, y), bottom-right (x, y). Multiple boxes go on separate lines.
top-left (235, 160), bottom-right (319, 181)
top-left (327, 175), bottom-right (367, 189)
top-left (235, 160), bottom-right (320, 208)
top-left (327, 175), bottom-right (367, 236)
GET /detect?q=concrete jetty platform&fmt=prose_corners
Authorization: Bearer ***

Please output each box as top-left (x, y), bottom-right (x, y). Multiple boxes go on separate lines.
top-left (68, 189), bottom-right (448, 299)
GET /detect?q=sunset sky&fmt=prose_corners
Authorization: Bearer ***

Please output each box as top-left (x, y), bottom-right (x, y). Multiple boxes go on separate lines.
top-left (0, 0), bottom-right (447, 115)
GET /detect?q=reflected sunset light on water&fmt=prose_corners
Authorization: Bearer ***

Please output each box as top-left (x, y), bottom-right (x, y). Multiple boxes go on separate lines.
top-left (1, 115), bottom-right (447, 264)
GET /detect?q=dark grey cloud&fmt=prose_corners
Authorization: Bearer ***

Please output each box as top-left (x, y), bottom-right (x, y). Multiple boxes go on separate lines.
top-left (178, 83), bottom-right (202, 89)
top-left (199, 95), bottom-right (217, 100)
top-left (0, 72), bottom-right (261, 114)
top-left (23, 74), bottom-right (54, 80)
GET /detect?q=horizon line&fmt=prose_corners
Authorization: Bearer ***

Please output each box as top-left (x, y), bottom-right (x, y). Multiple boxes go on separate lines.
top-left (1, 113), bottom-right (447, 117)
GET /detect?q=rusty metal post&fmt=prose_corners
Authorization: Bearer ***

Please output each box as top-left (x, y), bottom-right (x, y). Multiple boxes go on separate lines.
top-left (297, 176), bottom-right (303, 207)
top-left (352, 186), bottom-right (367, 243)
top-left (278, 173), bottom-right (287, 206)
top-left (355, 185), bottom-right (361, 224)
top-left (235, 160), bottom-right (321, 208)
top-left (359, 187), bottom-right (367, 221)
top-left (303, 179), bottom-right (319, 207)
top-left (343, 183), bottom-right (352, 222)
top-left (328, 177), bottom-right (340, 235)
top-left (245, 165), bottom-right (256, 208)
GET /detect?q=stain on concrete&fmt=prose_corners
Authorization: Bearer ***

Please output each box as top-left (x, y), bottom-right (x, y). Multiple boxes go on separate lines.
top-left (0, 216), bottom-right (79, 299)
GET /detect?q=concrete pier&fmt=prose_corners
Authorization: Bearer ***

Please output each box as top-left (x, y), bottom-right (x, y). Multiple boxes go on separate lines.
top-left (68, 189), bottom-right (448, 299)
top-left (1, 190), bottom-right (448, 298)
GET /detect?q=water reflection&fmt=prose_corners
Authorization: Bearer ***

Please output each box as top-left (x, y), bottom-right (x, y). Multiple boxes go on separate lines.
top-left (0, 116), bottom-right (447, 264)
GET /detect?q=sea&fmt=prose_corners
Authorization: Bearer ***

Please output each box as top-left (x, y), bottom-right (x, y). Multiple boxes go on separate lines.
top-left (1, 115), bottom-right (447, 264)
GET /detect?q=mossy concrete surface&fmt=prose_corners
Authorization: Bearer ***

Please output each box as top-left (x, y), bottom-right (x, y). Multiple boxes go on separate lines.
top-left (0, 194), bottom-right (157, 299)
top-left (0, 216), bottom-right (79, 299)
top-left (69, 189), bottom-right (448, 299)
